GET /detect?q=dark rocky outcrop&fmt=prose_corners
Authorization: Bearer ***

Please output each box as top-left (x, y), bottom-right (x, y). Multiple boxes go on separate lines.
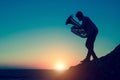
top-left (58, 44), bottom-right (120, 80)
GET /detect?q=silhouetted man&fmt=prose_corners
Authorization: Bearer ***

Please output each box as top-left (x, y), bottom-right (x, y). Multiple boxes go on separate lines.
top-left (71, 11), bottom-right (98, 62)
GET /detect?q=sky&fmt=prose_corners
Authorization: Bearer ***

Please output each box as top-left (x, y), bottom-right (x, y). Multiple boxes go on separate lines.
top-left (0, 0), bottom-right (120, 69)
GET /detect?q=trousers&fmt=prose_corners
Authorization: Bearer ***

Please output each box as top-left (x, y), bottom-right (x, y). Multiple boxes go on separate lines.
top-left (85, 30), bottom-right (98, 60)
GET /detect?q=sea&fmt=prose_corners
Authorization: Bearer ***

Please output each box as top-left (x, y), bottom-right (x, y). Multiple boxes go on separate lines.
top-left (0, 69), bottom-right (61, 80)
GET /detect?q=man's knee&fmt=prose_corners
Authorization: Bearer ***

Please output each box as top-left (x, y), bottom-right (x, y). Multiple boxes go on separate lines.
top-left (86, 43), bottom-right (90, 49)
top-left (85, 43), bottom-right (93, 50)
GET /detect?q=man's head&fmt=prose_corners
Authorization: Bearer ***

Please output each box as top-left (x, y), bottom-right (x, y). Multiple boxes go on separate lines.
top-left (76, 11), bottom-right (84, 21)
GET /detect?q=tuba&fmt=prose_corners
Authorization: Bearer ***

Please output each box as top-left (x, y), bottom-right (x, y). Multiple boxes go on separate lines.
top-left (65, 15), bottom-right (88, 38)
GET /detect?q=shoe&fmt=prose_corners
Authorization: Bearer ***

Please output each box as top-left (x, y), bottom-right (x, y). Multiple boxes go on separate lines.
top-left (81, 59), bottom-right (90, 63)
top-left (92, 58), bottom-right (98, 61)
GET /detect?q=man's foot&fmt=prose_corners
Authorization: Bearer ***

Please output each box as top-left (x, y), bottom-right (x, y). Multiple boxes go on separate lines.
top-left (92, 58), bottom-right (98, 61)
top-left (81, 59), bottom-right (91, 63)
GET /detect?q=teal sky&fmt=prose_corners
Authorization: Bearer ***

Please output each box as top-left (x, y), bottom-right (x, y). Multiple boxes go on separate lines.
top-left (0, 0), bottom-right (120, 69)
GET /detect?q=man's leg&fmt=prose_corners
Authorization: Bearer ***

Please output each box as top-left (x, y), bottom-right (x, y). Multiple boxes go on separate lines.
top-left (85, 30), bottom-right (98, 61)
top-left (85, 51), bottom-right (91, 61)
top-left (91, 50), bottom-right (98, 60)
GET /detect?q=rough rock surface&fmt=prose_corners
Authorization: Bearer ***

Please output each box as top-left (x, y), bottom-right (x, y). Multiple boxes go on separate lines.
top-left (58, 44), bottom-right (120, 80)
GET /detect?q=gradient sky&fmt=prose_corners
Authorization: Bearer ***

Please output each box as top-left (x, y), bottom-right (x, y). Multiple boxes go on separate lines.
top-left (0, 0), bottom-right (120, 69)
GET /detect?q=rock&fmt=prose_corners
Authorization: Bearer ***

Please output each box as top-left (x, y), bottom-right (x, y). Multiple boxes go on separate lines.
top-left (57, 44), bottom-right (120, 80)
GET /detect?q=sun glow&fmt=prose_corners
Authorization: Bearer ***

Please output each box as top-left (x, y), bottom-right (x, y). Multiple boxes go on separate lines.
top-left (55, 63), bottom-right (66, 71)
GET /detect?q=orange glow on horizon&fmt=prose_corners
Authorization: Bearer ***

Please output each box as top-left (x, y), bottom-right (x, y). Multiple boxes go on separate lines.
top-left (54, 61), bottom-right (67, 71)
top-left (7, 42), bottom-right (84, 69)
